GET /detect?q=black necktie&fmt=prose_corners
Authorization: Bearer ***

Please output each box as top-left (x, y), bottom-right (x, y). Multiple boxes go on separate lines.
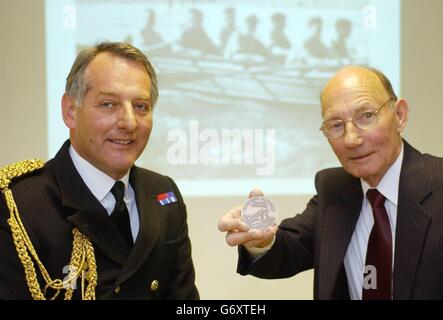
top-left (363, 189), bottom-right (392, 300)
top-left (110, 181), bottom-right (133, 248)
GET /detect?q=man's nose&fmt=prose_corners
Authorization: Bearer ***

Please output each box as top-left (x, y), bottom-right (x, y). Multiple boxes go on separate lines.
top-left (118, 103), bottom-right (137, 131)
top-left (343, 121), bottom-right (363, 147)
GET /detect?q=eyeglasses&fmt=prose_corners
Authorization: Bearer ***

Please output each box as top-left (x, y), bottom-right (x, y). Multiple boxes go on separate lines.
top-left (319, 99), bottom-right (394, 139)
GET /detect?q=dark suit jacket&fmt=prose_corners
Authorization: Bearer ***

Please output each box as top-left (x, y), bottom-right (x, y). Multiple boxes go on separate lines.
top-left (238, 141), bottom-right (443, 299)
top-left (0, 141), bottom-right (199, 300)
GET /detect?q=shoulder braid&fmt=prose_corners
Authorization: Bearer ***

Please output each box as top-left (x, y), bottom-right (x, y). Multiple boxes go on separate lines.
top-left (0, 159), bottom-right (97, 300)
top-left (0, 159), bottom-right (44, 190)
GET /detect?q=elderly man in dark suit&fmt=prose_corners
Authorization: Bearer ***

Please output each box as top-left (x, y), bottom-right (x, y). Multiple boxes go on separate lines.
top-left (0, 42), bottom-right (198, 300)
top-left (219, 65), bottom-right (443, 299)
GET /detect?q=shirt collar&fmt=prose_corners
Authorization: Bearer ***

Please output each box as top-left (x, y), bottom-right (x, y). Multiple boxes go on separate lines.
top-left (69, 145), bottom-right (130, 202)
top-left (361, 142), bottom-right (404, 206)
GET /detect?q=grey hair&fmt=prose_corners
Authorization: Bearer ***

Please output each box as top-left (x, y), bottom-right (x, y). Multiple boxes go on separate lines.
top-left (65, 41), bottom-right (158, 106)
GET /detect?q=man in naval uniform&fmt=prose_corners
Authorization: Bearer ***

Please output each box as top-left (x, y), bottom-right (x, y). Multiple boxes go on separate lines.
top-left (0, 41), bottom-right (199, 300)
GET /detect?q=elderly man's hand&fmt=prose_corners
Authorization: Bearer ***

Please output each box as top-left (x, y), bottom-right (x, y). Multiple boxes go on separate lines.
top-left (218, 206), bottom-right (278, 249)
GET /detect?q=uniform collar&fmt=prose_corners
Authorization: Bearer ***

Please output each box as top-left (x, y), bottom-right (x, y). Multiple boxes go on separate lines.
top-left (69, 145), bottom-right (130, 202)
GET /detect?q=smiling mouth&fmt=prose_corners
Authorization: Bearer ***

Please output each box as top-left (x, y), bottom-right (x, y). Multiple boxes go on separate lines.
top-left (349, 152), bottom-right (373, 161)
top-left (109, 139), bottom-right (134, 145)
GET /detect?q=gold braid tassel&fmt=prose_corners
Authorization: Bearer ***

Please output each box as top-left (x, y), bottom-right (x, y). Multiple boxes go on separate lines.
top-left (1, 159), bottom-right (98, 300)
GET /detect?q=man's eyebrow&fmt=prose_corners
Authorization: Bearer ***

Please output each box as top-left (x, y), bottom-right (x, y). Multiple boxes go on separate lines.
top-left (135, 95), bottom-right (151, 101)
top-left (96, 91), bottom-right (119, 97)
top-left (323, 103), bottom-right (374, 120)
top-left (323, 107), bottom-right (344, 120)
top-left (324, 115), bottom-right (343, 122)
top-left (96, 92), bottom-right (151, 100)
top-left (354, 103), bottom-right (376, 112)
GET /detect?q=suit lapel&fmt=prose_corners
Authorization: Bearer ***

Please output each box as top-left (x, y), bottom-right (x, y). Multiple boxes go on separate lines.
top-left (393, 142), bottom-right (431, 299)
top-left (54, 141), bottom-right (129, 266)
top-left (317, 142), bottom-right (432, 299)
top-left (319, 176), bottom-right (362, 299)
top-left (116, 166), bottom-right (160, 284)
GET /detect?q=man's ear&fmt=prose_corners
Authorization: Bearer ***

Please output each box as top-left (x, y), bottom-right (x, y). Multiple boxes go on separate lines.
top-left (61, 93), bottom-right (77, 129)
top-left (394, 98), bottom-right (409, 133)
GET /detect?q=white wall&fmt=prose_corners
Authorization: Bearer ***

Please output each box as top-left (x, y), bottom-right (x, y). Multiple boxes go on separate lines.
top-left (0, 0), bottom-right (47, 166)
top-left (401, 0), bottom-right (443, 155)
top-left (0, 0), bottom-right (442, 299)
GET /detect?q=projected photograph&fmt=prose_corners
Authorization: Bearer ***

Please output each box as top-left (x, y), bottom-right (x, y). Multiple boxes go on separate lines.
top-left (47, 0), bottom-right (399, 195)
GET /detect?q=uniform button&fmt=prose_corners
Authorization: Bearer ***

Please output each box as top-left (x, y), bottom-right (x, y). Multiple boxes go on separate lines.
top-left (115, 286), bottom-right (121, 294)
top-left (150, 280), bottom-right (159, 291)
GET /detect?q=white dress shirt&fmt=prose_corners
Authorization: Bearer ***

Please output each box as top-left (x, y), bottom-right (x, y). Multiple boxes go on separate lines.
top-left (344, 143), bottom-right (403, 299)
top-left (69, 145), bottom-right (140, 242)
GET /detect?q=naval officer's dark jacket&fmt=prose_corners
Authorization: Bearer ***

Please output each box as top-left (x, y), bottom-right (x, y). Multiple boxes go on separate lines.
top-left (0, 140), bottom-right (199, 299)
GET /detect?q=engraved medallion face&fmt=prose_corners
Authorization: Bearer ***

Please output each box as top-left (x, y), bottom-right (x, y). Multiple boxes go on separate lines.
top-left (241, 196), bottom-right (277, 231)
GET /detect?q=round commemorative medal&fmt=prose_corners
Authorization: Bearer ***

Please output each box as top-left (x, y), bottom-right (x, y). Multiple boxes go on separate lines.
top-left (241, 195), bottom-right (277, 231)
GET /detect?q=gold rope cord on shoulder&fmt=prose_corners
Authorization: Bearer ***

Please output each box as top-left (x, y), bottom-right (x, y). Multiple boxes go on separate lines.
top-left (0, 159), bottom-right (97, 300)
